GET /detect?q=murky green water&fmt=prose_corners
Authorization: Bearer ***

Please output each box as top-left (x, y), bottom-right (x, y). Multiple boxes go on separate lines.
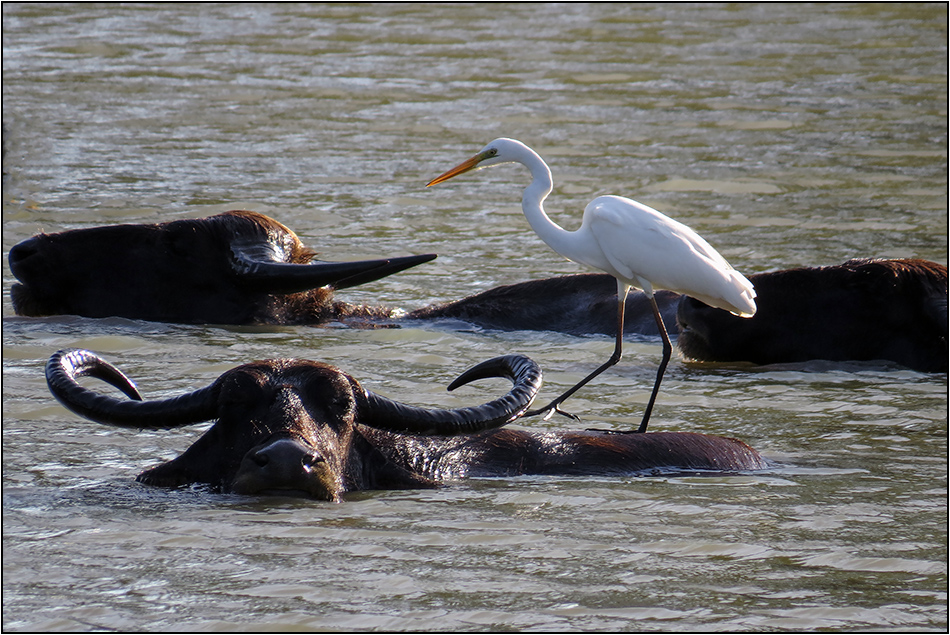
top-left (3, 3), bottom-right (947, 631)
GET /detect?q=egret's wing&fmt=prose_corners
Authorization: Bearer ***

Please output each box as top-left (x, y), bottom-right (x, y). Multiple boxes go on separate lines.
top-left (586, 196), bottom-right (756, 315)
top-left (584, 196), bottom-right (702, 283)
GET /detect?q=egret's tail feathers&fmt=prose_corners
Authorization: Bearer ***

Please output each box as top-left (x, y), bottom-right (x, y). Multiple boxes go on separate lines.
top-left (688, 271), bottom-right (757, 318)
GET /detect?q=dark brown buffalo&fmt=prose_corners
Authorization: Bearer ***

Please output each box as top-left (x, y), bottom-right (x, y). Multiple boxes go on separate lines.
top-left (10, 210), bottom-right (435, 324)
top-left (46, 349), bottom-right (768, 501)
top-left (677, 258), bottom-right (948, 373)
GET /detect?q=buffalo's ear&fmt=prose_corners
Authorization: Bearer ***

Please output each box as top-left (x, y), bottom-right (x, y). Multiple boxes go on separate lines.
top-left (136, 425), bottom-right (229, 489)
top-left (137, 457), bottom-right (202, 488)
top-left (350, 434), bottom-right (439, 491)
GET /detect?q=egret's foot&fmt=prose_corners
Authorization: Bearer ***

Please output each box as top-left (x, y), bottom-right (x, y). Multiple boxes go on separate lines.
top-left (551, 405), bottom-right (580, 421)
top-left (524, 402), bottom-right (580, 421)
top-left (584, 427), bottom-right (644, 434)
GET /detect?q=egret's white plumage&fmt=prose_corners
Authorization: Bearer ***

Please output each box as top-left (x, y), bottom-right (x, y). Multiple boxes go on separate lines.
top-left (428, 138), bottom-right (756, 431)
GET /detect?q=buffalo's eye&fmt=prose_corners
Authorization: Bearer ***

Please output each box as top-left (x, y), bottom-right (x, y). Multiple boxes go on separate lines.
top-left (329, 396), bottom-right (352, 415)
top-left (219, 371), bottom-right (267, 405)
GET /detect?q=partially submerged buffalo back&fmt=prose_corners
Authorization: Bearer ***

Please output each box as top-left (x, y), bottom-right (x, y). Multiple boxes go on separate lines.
top-left (409, 274), bottom-right (682, 336)
top-left (365, 427), bottom-right (767, 481)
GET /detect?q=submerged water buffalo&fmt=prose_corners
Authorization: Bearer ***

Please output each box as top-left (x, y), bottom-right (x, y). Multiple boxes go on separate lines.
top-left (10, 210), bottom-right (435, 324)
top-left (11, 212), bottom-right (945, 371)
top-left (46, 349), bottom-right (768, 501)
top-left (678, 258), bottom-right (948, 373)
top-left (9, 210), bottom-right (681, 333)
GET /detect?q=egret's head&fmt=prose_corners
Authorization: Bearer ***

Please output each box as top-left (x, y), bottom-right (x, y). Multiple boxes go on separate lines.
top-left (427, 138), bottom-right (528, 186)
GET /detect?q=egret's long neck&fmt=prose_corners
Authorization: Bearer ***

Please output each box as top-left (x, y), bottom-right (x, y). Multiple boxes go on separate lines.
top-left (514, 145), bottom-right (575, 251)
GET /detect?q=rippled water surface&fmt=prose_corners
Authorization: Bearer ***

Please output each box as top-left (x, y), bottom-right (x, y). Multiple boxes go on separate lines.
top-left (3, 3), bottom-right (947, 632)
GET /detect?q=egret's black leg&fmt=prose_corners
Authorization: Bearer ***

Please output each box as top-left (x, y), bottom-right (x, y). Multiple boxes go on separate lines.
top-left (586, 294), bottom-right (671, 434)
top-left (634, 296), bottom-right (672, 433)
top-left (524, 285), bottom-right (628, 420)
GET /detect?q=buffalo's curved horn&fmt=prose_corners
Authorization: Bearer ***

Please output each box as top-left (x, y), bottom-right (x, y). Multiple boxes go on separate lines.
top-left (231, 241), bottom-right (437, 294)
top-left (356, 355), bottom-right (542, 435)
top-left (46, 349), bottom-right (219, 429)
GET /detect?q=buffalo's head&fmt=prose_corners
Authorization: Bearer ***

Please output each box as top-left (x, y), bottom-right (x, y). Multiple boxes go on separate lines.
top-left (10, 210), bottom-right (435, 324)
top-left (45, 349), bottom-right (542, 501)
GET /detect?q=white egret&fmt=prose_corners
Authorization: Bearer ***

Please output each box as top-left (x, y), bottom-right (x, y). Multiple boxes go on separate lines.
top-left (427, 138), bottom-right (756, 432)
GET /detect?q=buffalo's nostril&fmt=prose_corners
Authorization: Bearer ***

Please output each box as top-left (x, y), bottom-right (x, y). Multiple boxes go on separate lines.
top-left (251, 451), bottom-right (270, 468)
top-left (301, 455), bottom-right (325, 472)
top-left (249, 439), bottom-right (322, 475)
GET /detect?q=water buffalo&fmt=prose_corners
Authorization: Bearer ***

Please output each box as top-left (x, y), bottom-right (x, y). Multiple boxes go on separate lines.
top-left (677, 258), bottom-right (948, 373)
top-left (9, 210), bottom-right (681, 333)
top-left (45, 349), bottom-right (768, 501)
top-left (10, 210), bottom-right (435, 324)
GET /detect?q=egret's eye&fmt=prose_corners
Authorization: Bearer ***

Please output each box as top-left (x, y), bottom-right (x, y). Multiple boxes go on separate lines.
top-left (486, 148), bottom-right (498, 157)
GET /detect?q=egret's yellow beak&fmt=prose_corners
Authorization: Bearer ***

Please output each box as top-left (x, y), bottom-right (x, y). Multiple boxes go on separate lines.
top-left (426, 151), bottom-right (489, 187)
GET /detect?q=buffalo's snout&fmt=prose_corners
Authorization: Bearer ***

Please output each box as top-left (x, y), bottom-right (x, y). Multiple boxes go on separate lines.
top-left (248, 437), bottom-right (324, 474)
top-left (9, 235), bottom-right (45, 280)
top-left (676, 295), bottom-right (731, 362)
top-left (10, 235), bottom-right (60, 316)
top-left (676, 295), bottom-right (715, 336)
top-left (231, 437), bottom-right (340, 501)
